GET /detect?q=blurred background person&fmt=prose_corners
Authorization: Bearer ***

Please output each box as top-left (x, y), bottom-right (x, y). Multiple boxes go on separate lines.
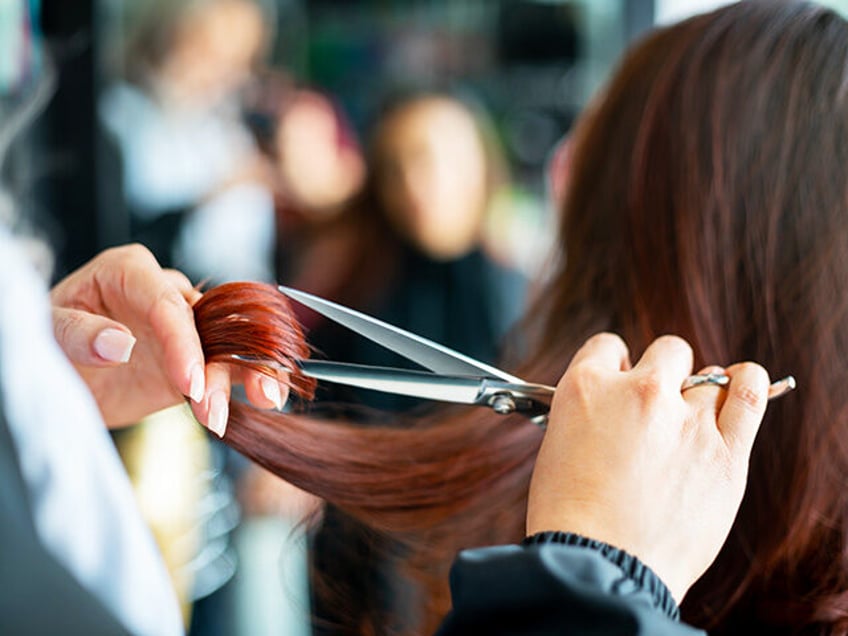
top-left (286, 90), bottom-right (528, 416)
top-left (271, 87), bottom-right (367, 265)
top-left (100, 0), bottom-right (275, 283)
top-left (242, 79), bottom-right (367, 292)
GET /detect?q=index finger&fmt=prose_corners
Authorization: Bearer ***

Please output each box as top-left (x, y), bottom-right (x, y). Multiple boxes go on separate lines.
top-left (97, 246), bottom-right (206, 402)
top-left (567, 332), bottom-right (631, 372)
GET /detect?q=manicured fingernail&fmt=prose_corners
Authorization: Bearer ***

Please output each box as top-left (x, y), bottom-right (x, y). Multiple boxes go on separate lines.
top-left (208, 391), bottom-right (228, 438)
top-left (93, 328), bottom-right (136, 363)
top-left (260, 376), bottom-right (283, 410)
top-left (189, 365), bottom-right (205, 403)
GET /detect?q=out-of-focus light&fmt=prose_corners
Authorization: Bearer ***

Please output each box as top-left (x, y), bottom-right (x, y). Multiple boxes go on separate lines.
top-left (657, 0), bottom-right (848, 25)
top-left (655, 0), bottom-right (737, 25)
top-left (0, 0), bottom-right (41, 96)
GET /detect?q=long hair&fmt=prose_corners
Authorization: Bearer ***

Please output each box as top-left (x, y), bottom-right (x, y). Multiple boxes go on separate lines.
top-left (539, 3), bottom-right (848, 632)
top-left (194, 2), bottom-right (848, 634)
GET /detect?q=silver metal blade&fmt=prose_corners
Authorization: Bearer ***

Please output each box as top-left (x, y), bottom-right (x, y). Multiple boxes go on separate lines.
top-left (298, 360), bottom-right (485, 404)
top-left (280, 285), bottom-right (522, 382)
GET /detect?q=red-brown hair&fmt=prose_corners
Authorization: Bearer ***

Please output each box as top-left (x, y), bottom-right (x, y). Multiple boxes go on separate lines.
top-left (194, 2), bottom-right (848, 634)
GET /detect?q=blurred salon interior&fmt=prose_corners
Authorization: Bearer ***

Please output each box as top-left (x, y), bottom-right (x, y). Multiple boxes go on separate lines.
top-left (5, 0), bottom-right (848, 634)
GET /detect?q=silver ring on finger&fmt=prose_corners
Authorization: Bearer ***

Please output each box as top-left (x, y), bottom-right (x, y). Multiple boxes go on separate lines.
top-left (680, 373), bottom-right (730, 393)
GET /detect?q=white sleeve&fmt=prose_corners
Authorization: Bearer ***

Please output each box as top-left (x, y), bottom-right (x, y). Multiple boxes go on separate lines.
top-left (174, 181), bottom-right (277, 283)
top-left (0, 229), bottom-right (184, 636)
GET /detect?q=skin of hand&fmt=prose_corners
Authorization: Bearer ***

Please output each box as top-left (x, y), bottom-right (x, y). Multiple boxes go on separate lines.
top-left (526, 333), bottom-right (770, 603)
top-left (49, 244), bottom-right (289, 434)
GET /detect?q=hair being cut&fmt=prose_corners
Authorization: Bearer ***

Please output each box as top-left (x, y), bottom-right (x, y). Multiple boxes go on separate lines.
top-left (194, 2), bottom-right (848, 634)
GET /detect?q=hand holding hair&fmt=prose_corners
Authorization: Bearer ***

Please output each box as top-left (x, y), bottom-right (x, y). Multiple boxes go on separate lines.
top-left (527, 333), bottom-right (771, 603)
top-left (49, 244), bottom-right (292, 432)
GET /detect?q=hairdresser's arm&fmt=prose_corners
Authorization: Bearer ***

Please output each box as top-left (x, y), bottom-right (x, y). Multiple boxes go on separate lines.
top-left (437, 334), bottom-right (769, 635)
top-left (50, 244), bottom-right (285, 433)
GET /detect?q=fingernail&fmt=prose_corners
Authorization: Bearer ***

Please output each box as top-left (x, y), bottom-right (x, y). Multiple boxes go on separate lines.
top-left (189, 365), bottom-right (205, 403)
top-left (260, 375), bottom-right (283, 410)
top-left (208, 391), bottom-right (229, 438)
top-left (93, 328), bottom-right (136, 363)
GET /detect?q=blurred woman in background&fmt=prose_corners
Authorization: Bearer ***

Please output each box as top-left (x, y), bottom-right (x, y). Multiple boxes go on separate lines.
top-left (286, 90), bottom-right (527, 413)
top-left (100, 0), bottom-right (275, 283)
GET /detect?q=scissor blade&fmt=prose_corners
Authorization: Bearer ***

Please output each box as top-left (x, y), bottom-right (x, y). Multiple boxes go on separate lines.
top-left (298, 360), bottom-right (485, 404)
top-left (280, 286), bottom-right (522, 382)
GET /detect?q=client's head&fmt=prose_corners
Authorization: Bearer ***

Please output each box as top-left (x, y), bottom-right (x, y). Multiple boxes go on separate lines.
top-left (198, 2), bottom-right (848, 635)
top-left (536, 1), bottom-right (848, 631)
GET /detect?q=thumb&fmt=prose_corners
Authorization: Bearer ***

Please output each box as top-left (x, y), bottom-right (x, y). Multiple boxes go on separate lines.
top-left (53, 307), bottom-right (137, 366)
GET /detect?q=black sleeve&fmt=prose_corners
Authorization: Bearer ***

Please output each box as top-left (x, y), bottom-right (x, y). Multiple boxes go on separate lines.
top-left (434, 532), bottom-right (707, 636)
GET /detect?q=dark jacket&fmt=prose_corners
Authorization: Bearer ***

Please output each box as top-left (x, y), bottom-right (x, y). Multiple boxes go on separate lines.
top-left (436, 532), bottom-right (707, 636)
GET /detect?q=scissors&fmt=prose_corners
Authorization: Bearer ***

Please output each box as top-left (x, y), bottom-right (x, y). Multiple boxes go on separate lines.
top-left (277, 286), bottom-right (795, 428)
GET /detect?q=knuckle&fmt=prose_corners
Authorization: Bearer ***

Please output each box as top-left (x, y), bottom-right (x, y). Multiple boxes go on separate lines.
top-left (53, 309), bottom-right (84, 345)
top-left (733, 383), bottom-right (765, 412)
top-left (560, 362), bottom-right (604, 399)
top-left (163, 268), bottom-right (193, 290)
top-left (632, 371), bottom-right (664, 402)
top-left (148, 285), bottom-right (192, 326)
top-left (109, 243), bottom-right (157, 267)
top-left (655, 334), bottom-right (693, 358)
top-left (589, 331), bottom-right (623, 346)
top-left (738, 361), bottom-right (769, 383)
top-left (589, 331), bottom-right (627, 352)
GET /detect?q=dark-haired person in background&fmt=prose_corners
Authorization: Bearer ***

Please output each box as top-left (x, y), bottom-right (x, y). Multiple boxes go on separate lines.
top-left (286, 90), bottom-right (526, 399)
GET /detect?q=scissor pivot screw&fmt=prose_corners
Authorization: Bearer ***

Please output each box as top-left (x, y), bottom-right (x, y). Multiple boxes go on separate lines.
top-left (491, 393), bottom-right (517, 415)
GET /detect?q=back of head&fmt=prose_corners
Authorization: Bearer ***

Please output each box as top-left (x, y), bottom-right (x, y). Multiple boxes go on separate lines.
top-left (528, 1), bottom-right (848, 631)
top-left (192, 3), bottom-right (848, 634)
